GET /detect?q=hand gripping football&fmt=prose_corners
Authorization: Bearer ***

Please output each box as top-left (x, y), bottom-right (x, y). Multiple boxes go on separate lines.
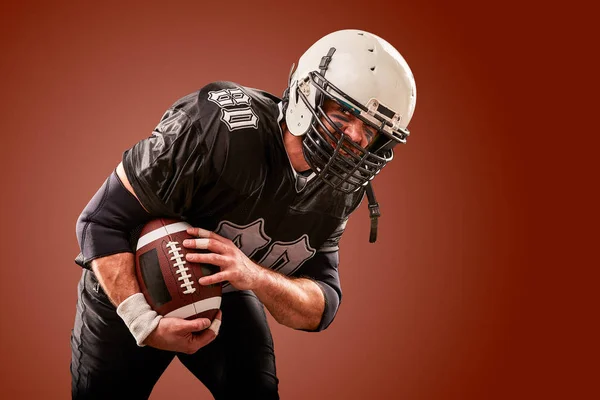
top-left (134, 218), bottom-right (221, 321)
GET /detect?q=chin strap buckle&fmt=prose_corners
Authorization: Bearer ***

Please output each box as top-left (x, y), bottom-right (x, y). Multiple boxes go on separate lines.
top-left (366, 182), bottom-right (380, 243)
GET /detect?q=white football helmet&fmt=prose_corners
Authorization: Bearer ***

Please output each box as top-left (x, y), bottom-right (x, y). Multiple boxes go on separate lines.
top-left (284, 29), bottom-right (417, 193)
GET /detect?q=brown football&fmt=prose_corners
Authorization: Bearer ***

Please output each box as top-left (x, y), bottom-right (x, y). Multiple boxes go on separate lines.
top-left (134, 218), bottom-right (221, 321)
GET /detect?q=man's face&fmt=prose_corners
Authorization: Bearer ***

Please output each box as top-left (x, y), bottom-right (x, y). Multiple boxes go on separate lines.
top-left (319, 99), bottom-right (378, 153)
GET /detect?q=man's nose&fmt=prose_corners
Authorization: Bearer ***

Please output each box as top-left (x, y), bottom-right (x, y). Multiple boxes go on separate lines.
top-left (343, 119), bottom-right (366, 147)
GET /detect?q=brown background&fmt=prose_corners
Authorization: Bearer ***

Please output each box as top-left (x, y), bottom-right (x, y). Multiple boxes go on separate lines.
top-left (0, 0), bottom-right (596, 399)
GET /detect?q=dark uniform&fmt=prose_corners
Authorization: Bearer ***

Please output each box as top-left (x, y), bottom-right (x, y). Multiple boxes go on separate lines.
top-left (71, 82), bottom-right (365, 399)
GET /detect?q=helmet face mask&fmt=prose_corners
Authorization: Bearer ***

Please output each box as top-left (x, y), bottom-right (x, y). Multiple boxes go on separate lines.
top-left (284, 30), bottom-right (417, 193)
top-left (300, 80), bottom-right (395, 193)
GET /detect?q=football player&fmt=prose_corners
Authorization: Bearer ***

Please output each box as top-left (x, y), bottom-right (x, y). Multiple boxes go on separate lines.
top-left (71, 29), bottom-right (416, 399)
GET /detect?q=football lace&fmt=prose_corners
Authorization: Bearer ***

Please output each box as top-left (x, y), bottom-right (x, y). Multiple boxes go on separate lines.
top-left (166, 241), bottom-right (196, 294)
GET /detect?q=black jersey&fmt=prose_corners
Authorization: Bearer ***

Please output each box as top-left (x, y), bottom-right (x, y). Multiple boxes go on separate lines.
top-left (121, 82), bottom-right (364, 291)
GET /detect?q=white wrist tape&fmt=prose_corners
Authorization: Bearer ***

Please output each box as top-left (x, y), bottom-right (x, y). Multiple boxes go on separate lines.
top-left (116, 293), bottom-right (162, 347)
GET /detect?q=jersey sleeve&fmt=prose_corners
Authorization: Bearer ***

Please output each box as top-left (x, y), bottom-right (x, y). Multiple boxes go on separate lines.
top-left (122, 91), bottom-right (226, 217)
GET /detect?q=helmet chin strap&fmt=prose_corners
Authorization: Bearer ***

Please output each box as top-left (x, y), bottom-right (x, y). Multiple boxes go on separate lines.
top-left (319, 48), bottom-right (336, 74)
top-left (366, 182), bottom-right (380, 243)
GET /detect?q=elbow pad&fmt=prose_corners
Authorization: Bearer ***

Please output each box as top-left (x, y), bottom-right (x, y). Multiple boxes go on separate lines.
top-left (314, 279), bottom-right (342, 332)
top-left (295, 251), bottom-right (342, 332)
top-left (75, 170), bottom-right (151, 269)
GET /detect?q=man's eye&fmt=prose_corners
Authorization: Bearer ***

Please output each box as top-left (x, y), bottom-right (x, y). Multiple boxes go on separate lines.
top-left (365, 126), bottom-right (378, 140)
top-left (341, 109), bottom-right (352, 116)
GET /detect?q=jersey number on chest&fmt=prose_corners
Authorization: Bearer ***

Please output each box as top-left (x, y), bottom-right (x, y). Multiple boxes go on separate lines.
top-left (215, 219), bottom-right (316, 276)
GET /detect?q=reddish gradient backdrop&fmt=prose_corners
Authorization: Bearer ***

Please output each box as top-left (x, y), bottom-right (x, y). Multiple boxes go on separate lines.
top-left (1, 0), bottom-right (595, 399)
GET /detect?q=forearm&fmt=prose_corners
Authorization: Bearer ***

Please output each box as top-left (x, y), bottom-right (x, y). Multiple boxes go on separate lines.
top-left (91, 252), bottom-right (141, 307)
top-left (183, 228), bottom-right (329, 330)
top-left (252, 267), bottom-right (325, 331)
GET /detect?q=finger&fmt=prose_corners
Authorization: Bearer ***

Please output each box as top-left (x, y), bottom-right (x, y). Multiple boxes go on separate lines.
top-left (175, 317), bottom-right (212, 333)
top-left (198, 271), bottom-right (229, 286)
top-left (182, 237), bottom-right (229, 254)
top-left (186, 226), bottom-right (212, 238)
top-left (185, 252), bottom-right (228, 266)
top-left (189, 313), bottom-right (222, 349)
top-left (208, 311), bottom-right (222, 336)
top-left (186, 227), bottom-right (228, 243)
top-left (188, 327), bottom-right (217, 350)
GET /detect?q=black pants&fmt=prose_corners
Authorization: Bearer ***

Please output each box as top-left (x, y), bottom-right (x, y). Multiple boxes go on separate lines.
top-left (70, 269), bottom-right (279, 399)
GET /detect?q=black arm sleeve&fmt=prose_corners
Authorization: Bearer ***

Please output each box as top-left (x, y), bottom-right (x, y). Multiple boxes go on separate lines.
top-left (74, 171), bottom-right (152, 269)
top-left (292, 251), bottom-right (342, 332)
